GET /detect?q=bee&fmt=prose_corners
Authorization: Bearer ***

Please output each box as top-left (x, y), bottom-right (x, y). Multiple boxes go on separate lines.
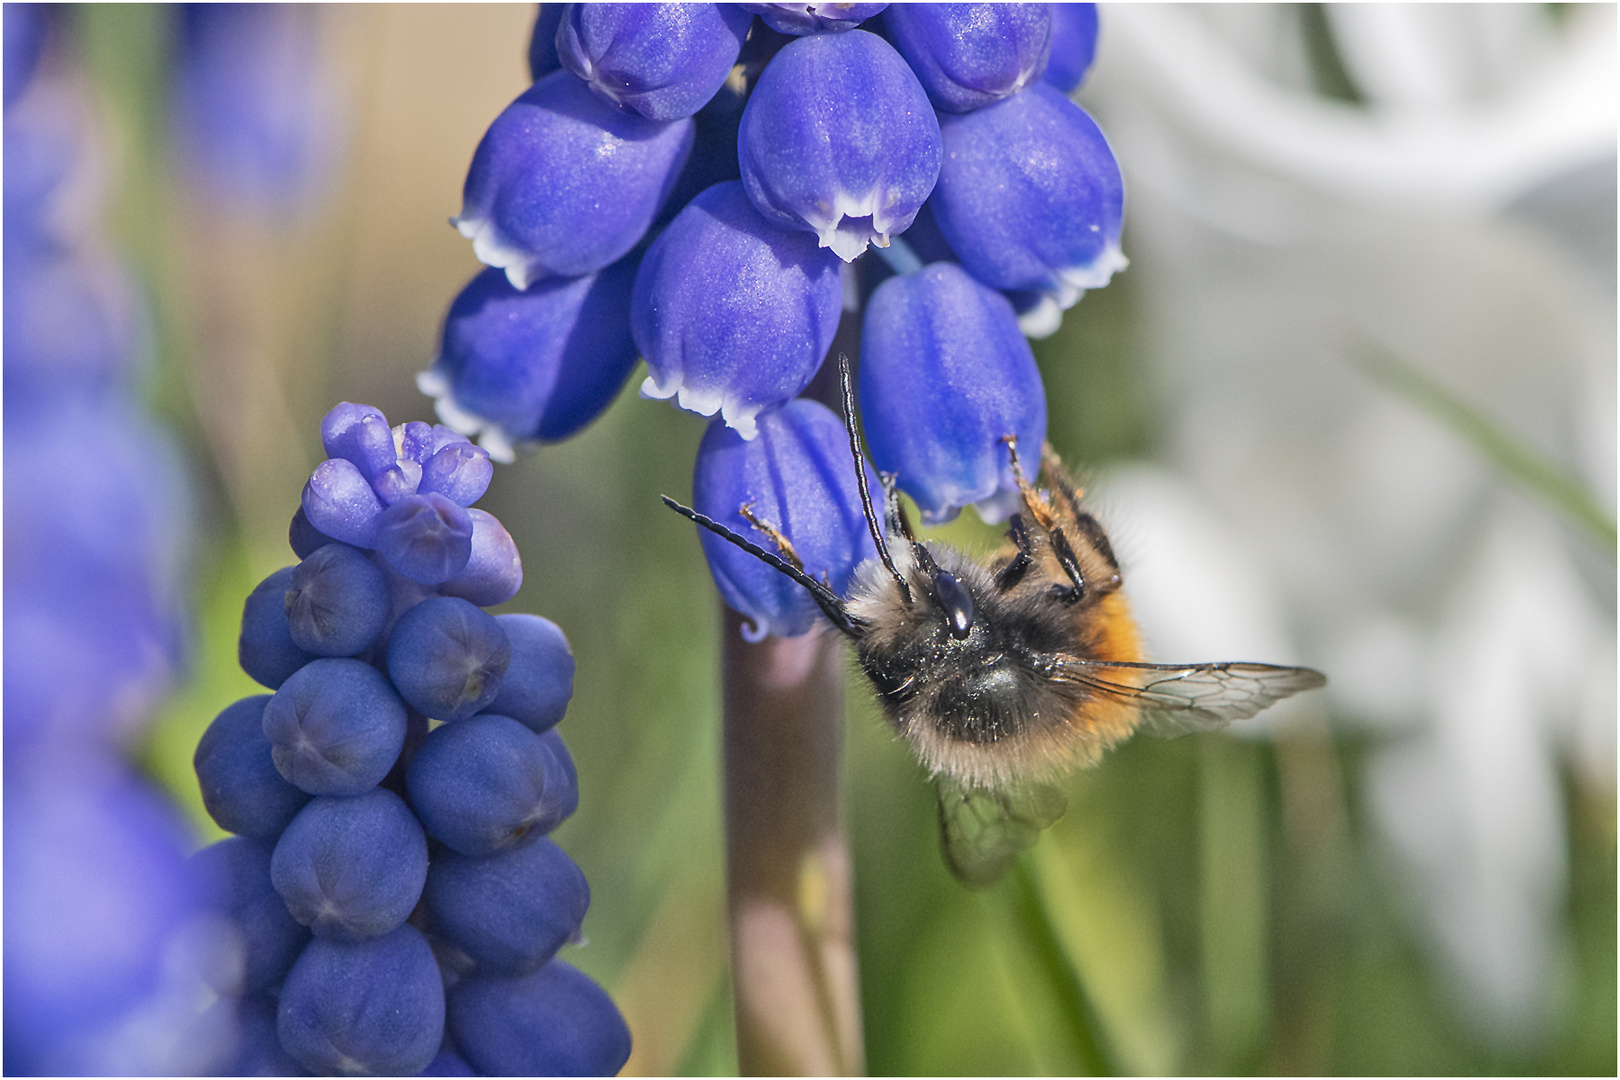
top-left (664, 357), bottom-right (1325, 887)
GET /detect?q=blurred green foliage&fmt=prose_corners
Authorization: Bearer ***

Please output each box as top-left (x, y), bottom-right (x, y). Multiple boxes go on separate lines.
top-left (68, 5), bottom-right (1615, 1076)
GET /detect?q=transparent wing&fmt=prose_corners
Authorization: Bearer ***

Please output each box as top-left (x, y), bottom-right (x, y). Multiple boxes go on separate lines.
top-left (1048, 657), bottom-right (1327, 737)
top-left (936, 775), bottom-right (1068, 889)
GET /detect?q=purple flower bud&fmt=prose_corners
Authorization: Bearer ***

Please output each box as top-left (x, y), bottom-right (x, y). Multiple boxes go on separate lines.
top-left (285, 542), bottom-right (390, 657)
top-left (263, 658), bottom-right (408, 796)
top-left (420, 442), bottom-right (493, 507)
top-left (370, 458), bottom-right (422, 504)
top-left (558, 3), bottom-right (752, 122)
top-left (393, 420), bottom-right (476, 466)
top-left (692, 400), bottom-right (881, 640)
top-left (454, 69), bottom-right (694, 288)
top-left (421, 262), bottom-right (638, 460)
top-left (884, 4), bottom-right (1052, 114)
top-left (742, 2), bottom-right (889, 35)
top-left (301, 457), bottom-right (386, 548)
top-left (288, 505), bottom-right (335, 560)
top-left (1044, 3), bottom-right (1099, 93)
top-left (374, 492), bottom-right (475, 586)
top-left (447, 961), bottom-right (630, 1078)
top-left (425, 837), bottom-right (590, 975)
top-left (320, 402), bottom-right (397, 483)
top-left (859, 262), bottom-right (1047, 523)
top-left (438, 509), bottom-right (523, 608)
top-left (277, 924), bottom-right (444, 1076)
top-left (634, 182), bottom-right (843, 438)
top-left (481, 614), bottom-right (574, 733)
top-left (738, 30), bottom-right (941, 261)
top-left (930, 83), bottom-right (1126, 308)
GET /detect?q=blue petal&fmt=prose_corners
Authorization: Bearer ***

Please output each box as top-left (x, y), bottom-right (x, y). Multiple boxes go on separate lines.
top-left (422, 261), bottom-right (638, 460)
top-left (455, 70), bottom-right (694, 287)
top-left (859, 262), bottom-right (1047, 523)
top-left (558, 3), bottom-right (753, 122)
top-left (883, 4), bottom-right (1052, 114)
top-left (1044, 4), bottom-right (1100, 93)
top-left (931, 83), bottom-right (1126, 303)
top-left (691, 399), bottom-right (881, 640)
top-left (738, 29), bottom-right (940, 260)
top-left (633, 181), bottom-right (843, 438)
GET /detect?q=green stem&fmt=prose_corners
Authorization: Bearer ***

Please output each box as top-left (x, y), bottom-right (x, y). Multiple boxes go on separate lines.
top-left (1005, 858), bottom-right (1118, 1076)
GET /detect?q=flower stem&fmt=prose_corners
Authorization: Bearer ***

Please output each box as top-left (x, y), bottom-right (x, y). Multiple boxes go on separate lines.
top-left (720, 607), bottom-right (865, 1076)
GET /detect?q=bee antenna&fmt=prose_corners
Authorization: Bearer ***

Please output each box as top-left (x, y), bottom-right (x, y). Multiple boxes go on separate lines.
top-left (837, 352), bottom-right (912, 604)
top-left (660, 495), bottom-right (863, 638)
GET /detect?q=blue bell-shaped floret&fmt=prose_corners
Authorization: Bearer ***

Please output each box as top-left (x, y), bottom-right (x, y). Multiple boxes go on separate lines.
top-left (737, 29), bottom-right (940, 261)
top-left (557, 3), bottom-right (753, 122)
top-left (634, 181), bottom-right (843, 439)
top-left (691, 399), bottom-right (881, 641)
top-left (422, 259), bottom-right (639, 461)
top-left (930, 82), bottom-right (1125, 313)
top-left (859, 262), bottom-right (1047, 524)
top-left (1044, 3), bottom-right (1100, 93)
top-left (883, 4), bottom-right (1052, 114)
top-left (455, 70), bottom-right (693, 289)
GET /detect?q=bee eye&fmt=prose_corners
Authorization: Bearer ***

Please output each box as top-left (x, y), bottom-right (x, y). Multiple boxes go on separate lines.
top-left (932, 571), bottom-right (975, 639)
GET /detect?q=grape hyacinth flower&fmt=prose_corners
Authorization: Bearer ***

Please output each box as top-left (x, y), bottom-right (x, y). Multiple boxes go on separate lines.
top-left (743, 2), bottom-right (891, 37)
top-left (426, 3), bottom-right (1117, 558)
top-left (422, 7), bottom-right (1118, 1073)
top-left (4, 18), bottom-right (226, 1074)
top-left (196, 402), bottom-right (629, 1076)
top-left (171, 3), bottom-right (340, 211)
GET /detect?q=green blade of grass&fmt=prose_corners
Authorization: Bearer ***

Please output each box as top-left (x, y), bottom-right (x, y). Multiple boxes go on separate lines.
top-left (1002, 858), bottom-right (1120, 1076)
top-left (1356, 343), bottom-right (1616, 553)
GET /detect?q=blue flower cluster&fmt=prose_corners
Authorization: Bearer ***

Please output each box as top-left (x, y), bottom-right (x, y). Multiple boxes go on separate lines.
top-left (421, 3), bottom-right (1117, 640)
top-left (195, 402), bottom-right (630, 1075)
top-left (3, 9), bottom-right (226, 1073)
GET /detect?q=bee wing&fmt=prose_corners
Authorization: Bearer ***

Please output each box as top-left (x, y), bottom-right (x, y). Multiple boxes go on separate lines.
top-left (1049, 658), bottom-right (1327, 737)
top-left (936, 775), bottom-right (1068, 889)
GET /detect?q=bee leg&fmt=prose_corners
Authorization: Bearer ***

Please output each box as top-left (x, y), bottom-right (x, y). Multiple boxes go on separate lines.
top-left (995, 513), bottom-right (1035, 591)
top-left (1002, 435), bottom-right (1087, 602)
top-left (1039, 442), bottom-right (1121, 580)
top-left (1039, 442), bottom-right (1085, 519)
top-left (738, 503), bottom-right (806, 571)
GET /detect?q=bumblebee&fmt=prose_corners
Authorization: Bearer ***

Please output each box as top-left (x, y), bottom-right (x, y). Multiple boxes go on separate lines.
top-left (665, 358), bottom-right (1324, 886)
